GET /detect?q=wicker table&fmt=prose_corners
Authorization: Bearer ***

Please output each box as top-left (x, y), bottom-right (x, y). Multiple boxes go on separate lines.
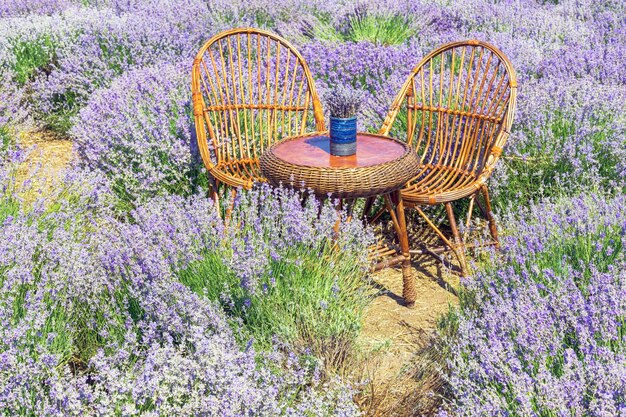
top-left (260, 132), bottom-right (420, 307)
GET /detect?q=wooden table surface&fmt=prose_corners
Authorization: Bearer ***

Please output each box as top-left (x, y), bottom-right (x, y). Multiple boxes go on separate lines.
top-left (271, 133), bottom-right (407, 168)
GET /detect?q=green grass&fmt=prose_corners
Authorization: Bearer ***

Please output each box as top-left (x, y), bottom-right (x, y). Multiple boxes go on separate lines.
top-left (0, 145), bottom-right (20, 223)
top-left (0, 126), bottom-right (11, 153)
top-left (10, 34), bottom-right (57, 86)
top-left (305, 11), bottom-right (416, 46)
top-left (178, 245), bottom-right (371, 357)
top-left (0, 196), bottom-right (19, 224)
top-left (347, 13), bottom-right (416, 46)
top-left (304, 17), bottom-right (347, 43)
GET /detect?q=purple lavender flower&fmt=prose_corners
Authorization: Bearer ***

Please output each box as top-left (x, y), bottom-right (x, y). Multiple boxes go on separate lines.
top-left (443, 194), bottom-right (626, 415)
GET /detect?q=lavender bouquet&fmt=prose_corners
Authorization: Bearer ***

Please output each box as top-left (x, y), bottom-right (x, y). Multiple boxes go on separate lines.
top-left (323, 85), bottom-right (363, 156)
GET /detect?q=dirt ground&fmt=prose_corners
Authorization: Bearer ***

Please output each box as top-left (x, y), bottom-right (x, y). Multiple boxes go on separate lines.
top-left (16, 129), bottom-right (73, 198)
top-left (361, 259), bottom-right (458, 379)
top-left (351, 252), bottom-right (458, 416)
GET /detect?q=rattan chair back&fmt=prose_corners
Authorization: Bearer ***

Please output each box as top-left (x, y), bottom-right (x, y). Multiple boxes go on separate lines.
top-left (192, 28), bottom-right (325, 189)
top-left (379, 40), bottom-right (517, 187)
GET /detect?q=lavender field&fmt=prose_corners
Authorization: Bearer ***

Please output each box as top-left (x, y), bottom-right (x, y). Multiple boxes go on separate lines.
top-left (1, 0), bottom-right (625, 416)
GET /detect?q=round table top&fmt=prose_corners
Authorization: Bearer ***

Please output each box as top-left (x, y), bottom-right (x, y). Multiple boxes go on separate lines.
top-left (271, 133), bottom-right (407, 168)
top-left (260, 132), bottom-right (420, 198)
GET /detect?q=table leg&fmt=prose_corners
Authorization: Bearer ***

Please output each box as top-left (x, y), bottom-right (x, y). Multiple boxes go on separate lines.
top-left (362, 196), bottom-right (376, 222)
top-left (396, 191), bottom-right (416, 308)
top-left (384, 190), bottom-right (416, 308)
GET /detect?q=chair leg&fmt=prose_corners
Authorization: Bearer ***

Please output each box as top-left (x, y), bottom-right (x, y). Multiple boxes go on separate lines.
top-left (463, 193), bottom-right (476, 242)
top-left (445, 202), bottom-right (468, 276)
top-left (480, 185), bottom-right (500, 250)
top-left (224, 188), bottom-right (237, 227)
top-left (208, 176), bottom-right (221, 214)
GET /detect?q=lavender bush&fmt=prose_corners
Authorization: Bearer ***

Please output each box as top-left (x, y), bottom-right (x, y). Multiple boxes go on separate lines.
top-left (71, 62), bottom-right (201, 204)
top-left (0, 80), bottom-right (26, 149)
top-left (302, 40), bottom-right (419, 130)
top-left (0, 142), bottom-right (26, 221)
top-left (1, 1), bottom-right (230, 131)
top-left (0, 162), bottom-right (365, 415)
top-left (441, 194), bottom-right (626, 415)
top-left (0, 0), bottom-right (76, 18)
top-left (492, 78), bottom-right (626, 204)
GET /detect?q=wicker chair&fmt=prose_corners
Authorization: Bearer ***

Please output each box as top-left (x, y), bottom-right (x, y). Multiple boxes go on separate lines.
top-left (378, 40), bottom-right (517, 276)
top-left (191, 28), bottom-right (325, 212)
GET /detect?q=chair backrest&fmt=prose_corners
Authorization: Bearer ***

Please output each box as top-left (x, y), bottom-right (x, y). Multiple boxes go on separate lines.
top-left (192, 28), bottom-right (325, 181)
top-left (379, 40), bottom-right (517, 180)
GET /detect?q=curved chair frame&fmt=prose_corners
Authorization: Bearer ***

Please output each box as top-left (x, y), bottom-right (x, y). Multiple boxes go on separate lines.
top-left (192, 28), bottom-right (325, 213)
top-left (377, 40), bottom-right (517, 275)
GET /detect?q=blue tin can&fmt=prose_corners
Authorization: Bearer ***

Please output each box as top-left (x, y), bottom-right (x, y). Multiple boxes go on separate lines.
top-left (329, 116), bottom-right (357, 156)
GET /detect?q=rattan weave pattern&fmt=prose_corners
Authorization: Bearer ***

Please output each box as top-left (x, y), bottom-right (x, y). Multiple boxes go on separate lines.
top-left (379, 39), bottom-right (517, 205)
top-left (260, 132), bottom-right (420, 199)
top-left (376, 39), bottom-right (518, 276)
top-left (191, 28), bottom-right (325, 190)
